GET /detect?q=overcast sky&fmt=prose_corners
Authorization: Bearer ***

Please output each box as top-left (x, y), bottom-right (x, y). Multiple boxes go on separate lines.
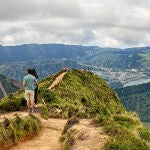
top-left (0, 0), bottom-right (150, 48)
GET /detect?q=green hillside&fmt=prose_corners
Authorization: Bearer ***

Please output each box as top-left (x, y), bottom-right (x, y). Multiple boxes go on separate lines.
top-left (39, 69), bottom-right (125, 117)
top-left (0, 69), bottom-right (150, 149)
top-left (0, 74), bottom-right (22, 99)
top-left (115, 82), bottom-right (150, 122)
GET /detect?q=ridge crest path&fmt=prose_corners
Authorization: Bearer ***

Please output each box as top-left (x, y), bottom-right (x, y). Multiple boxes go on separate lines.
top-left (48, 72), bottom-right (67, 90)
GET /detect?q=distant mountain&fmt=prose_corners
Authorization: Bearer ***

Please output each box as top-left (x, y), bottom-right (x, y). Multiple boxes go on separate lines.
top-left (0, 44), bottom-right (150, 70)
top-left (0, 44), bottom-right (94, 63)
top-left (0, 43), bottom-right (150, 83)
top-left (115, 82), bottom-right (150, 121)
top-left (0, 59), bottom-right (83, 82)
top-left (0, 74), bottom-right (22, 99)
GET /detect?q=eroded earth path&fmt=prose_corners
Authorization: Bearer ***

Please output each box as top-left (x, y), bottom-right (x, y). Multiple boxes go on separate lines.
top-left (10, 117), bottom-right (67, 150)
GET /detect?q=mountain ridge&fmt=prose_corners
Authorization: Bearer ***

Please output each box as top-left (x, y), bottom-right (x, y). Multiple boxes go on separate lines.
top-left (0, 69), bottom-right (150, 149)
top-left (0, 43), bottom-right (150, 86)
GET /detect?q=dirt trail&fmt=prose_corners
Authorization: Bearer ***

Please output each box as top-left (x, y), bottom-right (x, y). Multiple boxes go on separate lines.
top-left (70, 119), bottom-right (108, 150)
top-left (0, 112), bottom-right (108, 150)
top-left (10, 118), bottom-right (67, 150)
top-left (48, 72), bottom-right (67, 90)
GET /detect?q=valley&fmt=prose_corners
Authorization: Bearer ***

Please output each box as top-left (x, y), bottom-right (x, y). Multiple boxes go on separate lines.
top-left (0, 43), bottom-right (149, 89)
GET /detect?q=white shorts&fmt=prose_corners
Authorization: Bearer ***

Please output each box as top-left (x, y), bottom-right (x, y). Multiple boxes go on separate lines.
top-left (25, 90), bottom-right (34, 102)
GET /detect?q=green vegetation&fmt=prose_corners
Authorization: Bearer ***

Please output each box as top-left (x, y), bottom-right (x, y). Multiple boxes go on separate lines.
top-left (0, 90), bottom-right (26, 112)
top-left (39, 69), bottom-right (150, 149)
top-left (140, 53), bottom-right (150, 70)
top-left (138, 128), bottom-right (150, 142)
top-left (60, 116), bottom-right (79, 147)
top-left (0, 69), bottom-right (149, 149)
top-left (39, 104), bottom-right (49, 120)
top-left (0, 114), bottom-right (41, 150)
top-left (0, 44), bottom-right (150, 83)
top-left (92, 112), bottom-right (150, 150)
top-left (115, 82), bottom-right (150, 121)
top-left (0, 59), bottom-right (82, 82)
top-left (39, 69), bottom-right (125, 119)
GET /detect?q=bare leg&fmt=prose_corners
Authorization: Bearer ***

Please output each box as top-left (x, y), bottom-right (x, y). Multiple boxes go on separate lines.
top-left (27, 100), bottom-right (31, 112)
top-left (31, 100), bottom-right (35, 113)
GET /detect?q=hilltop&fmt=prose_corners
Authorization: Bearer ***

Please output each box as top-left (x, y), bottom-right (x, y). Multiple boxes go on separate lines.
top-left (39, 69), bottom-right (125, 117)
top-left (0, 69), bottom-right (150, 150)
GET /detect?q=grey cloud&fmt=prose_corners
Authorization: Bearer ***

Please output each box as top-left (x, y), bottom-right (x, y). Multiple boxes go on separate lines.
top-left (0, 0), bottom-right (82, 21)
top-left (0, 0), bottom-right (150, 47)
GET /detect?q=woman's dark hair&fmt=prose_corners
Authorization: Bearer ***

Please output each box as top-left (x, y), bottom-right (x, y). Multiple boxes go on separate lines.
top-left (27, 68), bottom-right (32, 74)
top-left (31, 68), bottom-right (38, 79)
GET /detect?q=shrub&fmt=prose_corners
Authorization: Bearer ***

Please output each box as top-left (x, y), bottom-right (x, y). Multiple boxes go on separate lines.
top-left (62, 129), bottom-right (78, 150)
top-left (0, 97), bottom-right (23, 112)
top-left (39, 88), bottom-right (56, 102)
top-left (113, 115), bottom-right (139, 128)
top-left (91, 114), bottom-right (111, 126)
top-left (104, 119), bottom-right (150, 150)
top-left (39, 104), bottom-right (48, 119)
top-left (0, 114), bottom-right (41, 150)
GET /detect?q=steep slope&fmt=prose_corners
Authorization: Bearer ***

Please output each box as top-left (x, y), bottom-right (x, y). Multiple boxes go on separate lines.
top-left (0, 74), bottom-right (22, 99)
top-left (115, 82), bottom-right (150, 121)
top-left (39, 69), bottom-right (150, 149)
top-left (39, 69), bottom-right (125, 118)
top-left (0, 69), bottom-right (150, 149)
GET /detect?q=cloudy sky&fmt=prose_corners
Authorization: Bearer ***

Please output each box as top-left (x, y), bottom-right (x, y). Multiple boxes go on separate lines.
top-left (0, 0), bottom-right (150, 48)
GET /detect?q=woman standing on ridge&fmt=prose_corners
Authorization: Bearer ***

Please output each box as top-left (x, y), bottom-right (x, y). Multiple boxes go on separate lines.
top-left (31, 68), bottom-right (38, 107)
top-left (23, 68), bottom-right (38, 113)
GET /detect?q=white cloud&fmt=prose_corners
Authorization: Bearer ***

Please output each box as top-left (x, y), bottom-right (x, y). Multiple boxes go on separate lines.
top-left (0, 0), bottom-right (150, 48)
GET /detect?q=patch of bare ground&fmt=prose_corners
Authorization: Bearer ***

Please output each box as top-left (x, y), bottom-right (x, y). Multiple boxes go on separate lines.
top-left (65, 119), bottom-right (108, 150)
top-left (0, 112), bottom-right (108, 150)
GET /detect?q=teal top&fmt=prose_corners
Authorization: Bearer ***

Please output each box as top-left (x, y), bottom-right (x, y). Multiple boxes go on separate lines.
top-left (23, 74), bottom-right (36, 91)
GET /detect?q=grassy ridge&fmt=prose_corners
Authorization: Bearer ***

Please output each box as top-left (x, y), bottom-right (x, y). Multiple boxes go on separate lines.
top-left (0, 69), bottom-right (149, 149)
top-left (39, 69), bottom-right (125, 118)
